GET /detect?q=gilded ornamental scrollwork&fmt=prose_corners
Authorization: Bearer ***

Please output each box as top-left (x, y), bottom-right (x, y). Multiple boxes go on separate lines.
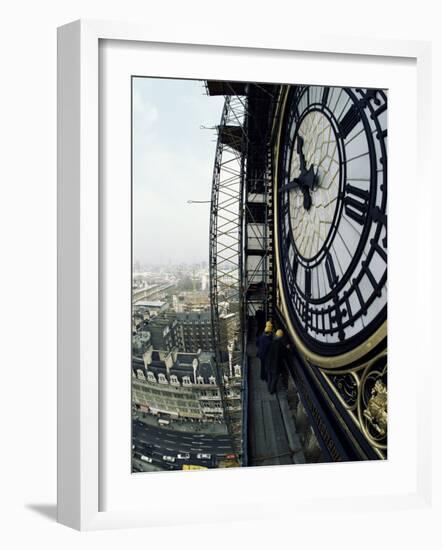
top-left (363, 379), bottom-right (387, 437)
top-left (319, 350), bottom-right (387, 454)
top-left (357, 356), bottom-right (387, 450)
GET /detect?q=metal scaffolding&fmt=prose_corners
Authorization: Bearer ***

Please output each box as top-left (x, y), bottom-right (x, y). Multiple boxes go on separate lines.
top-left (206, 81), bottom-right (279, 462)
top-left (243, 84), bottom-right (279, 324)
top-left (208, 89), bottom-right (248, 457)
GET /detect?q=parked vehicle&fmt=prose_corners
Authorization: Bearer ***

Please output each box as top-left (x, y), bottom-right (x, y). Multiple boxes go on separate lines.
top-left (140, 455), bottom-right (153, 463)
top-left (162, 455), bottom-right (176, 463)
top-left (177, 452), bottom-right (190, 460)
top-left (196, 453), bottom-right (211, 460)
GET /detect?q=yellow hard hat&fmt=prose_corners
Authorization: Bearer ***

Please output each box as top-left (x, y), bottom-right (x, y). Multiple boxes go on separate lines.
top-left (264, 321), bottom-right (273, 333)
top-left (275, 329), bottom-right (284, 338)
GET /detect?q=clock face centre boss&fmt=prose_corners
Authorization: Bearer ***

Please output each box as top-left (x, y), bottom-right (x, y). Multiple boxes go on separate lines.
top-left (276, 85), bottom-right (388, 358)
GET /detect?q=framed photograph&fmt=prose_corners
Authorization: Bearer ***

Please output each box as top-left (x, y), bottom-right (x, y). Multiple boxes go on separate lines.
top-left (57, 19), bottom-right (433, 531)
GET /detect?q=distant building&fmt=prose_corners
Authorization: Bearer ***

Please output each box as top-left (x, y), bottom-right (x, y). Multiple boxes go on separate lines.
top-left (136, 300), bottom-right (168, 314)
top-left (144, 310), bottom-right (239, 356)
top-left (176, 311), bottom-right (212, 353)
top-left (138, 315), bottom-right (183, 354)
top-left (132, 330), bottom-right (151, 357)
top-left (219, 312), bottom-right (237, 350)
top-left (172, 291), bottom-right (210, 313)
top-left (132, 350), bottom-right (231, 421)
top-left (132, 312), bottom-right (144, 334)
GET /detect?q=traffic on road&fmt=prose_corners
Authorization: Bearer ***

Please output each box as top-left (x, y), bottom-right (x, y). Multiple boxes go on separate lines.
top-left (132, 419), bottom-right (235, 471)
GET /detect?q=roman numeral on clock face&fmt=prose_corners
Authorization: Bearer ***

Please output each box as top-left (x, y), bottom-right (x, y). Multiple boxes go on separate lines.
top-left (305, 269), bottom-right (312, 298)
top-left (339, 104), bottom-right (361, 139)
top-left (285, 255), bottom-right (294, 289)
top-left (344, 184), bottom-right (369, 225)
top-left (285, 230), bottom-right (291, 249)
top-left (325, 253), bottom-right (339, 289)
top-left (292, 256), bottom-right (299, 286)
top-left (322, 87), bottom-right (330, 107)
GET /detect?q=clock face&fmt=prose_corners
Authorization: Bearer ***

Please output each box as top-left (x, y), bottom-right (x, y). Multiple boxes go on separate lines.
top-left (277, 85), bottom-right (388, 356)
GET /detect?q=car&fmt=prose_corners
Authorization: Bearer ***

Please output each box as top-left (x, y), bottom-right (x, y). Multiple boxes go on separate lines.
top-left (140, 455), bottom-right (153, 463)
top-left (225, 453), bottom-right (236, 460)
top-left (162, 455), bottom-right (176, 463)
top-left (177, 452), bottom-right (190, 460)
top-left (196, 453), bottom-right (211, 460)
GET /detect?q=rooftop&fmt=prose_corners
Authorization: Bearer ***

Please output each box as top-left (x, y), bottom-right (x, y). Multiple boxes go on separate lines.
top-left (133, 350), bottom-right (217, 385)
top-left (136, 300), bottom-right (166, 308)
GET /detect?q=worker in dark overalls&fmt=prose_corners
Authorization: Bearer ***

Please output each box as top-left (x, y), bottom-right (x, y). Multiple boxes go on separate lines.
top-left (266, 329), bottom-right (290, 394)
top-left (256, 320), bottom-right (273, 382)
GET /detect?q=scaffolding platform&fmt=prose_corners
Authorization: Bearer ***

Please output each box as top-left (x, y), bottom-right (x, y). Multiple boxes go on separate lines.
top-left (246, 335), bottom-right (305, 467)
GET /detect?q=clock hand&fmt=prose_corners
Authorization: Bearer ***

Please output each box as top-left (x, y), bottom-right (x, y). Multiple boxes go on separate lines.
top-left (279, 167), bottom-right (317, 193)
top-left (279, 136), bottom-right (318, 211)
top-left (302, 187), bottom-right (312, 211)
top-left (279, 178), bottom-right (302, 193)
top-left (279, 179), bottom-right (313, 211)
top-left (297, 135), bottom-right (307, 174)
top-left (302, 165), bottom-right (317, 190)
top-left (296, 136), bottom-right (318, 190)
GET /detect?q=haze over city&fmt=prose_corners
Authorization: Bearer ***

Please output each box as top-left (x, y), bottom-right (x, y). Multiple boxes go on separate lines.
top-left (132, 77), bottom-right (224, 265)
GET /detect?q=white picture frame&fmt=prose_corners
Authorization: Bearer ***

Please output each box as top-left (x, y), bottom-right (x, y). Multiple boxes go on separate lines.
top-left (57, 19), bottom-right (434, 531)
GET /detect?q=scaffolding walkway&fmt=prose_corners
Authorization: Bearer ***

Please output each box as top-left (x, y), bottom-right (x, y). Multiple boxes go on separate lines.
top-left (247, 334), bottom-right (305, 467)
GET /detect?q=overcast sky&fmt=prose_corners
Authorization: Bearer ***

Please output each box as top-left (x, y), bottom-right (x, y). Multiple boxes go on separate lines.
top-left (132, 77), bottom-right (225, 266)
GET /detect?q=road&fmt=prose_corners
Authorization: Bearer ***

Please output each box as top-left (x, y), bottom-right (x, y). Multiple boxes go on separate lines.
top-left (132, 419), bottom-right (235, 470)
